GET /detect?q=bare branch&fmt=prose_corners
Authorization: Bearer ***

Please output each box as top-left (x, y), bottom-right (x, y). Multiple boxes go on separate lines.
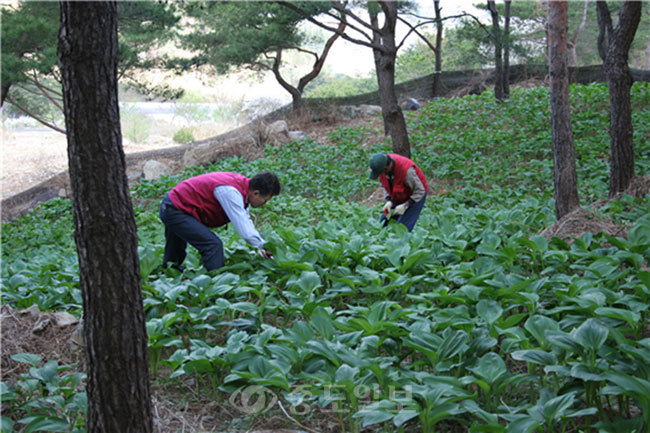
top-left (5, 95), bottom-right (66, 134)
top-left (277, 1), bottom-right (383, 52)
top-left (396, 16), bottom-right (437, 51)
top-left (28, 73), bottom-right (64, 111)
top-left (330, 1), bottom-right (375, 36)
top-left (297, 18), bottom-right (346, 91)
top-left (462, 11), bottom-right (493, 39)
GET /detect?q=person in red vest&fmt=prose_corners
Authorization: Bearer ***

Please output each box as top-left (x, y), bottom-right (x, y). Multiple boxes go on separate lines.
top-left (368, 153), bottom-right (428, 232)
top-left (159, 171), bottom-right (281, 272)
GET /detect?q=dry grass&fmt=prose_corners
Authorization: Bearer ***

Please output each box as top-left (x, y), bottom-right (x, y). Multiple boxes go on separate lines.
top-left (539, 175), bottom-right (650, 243)
top-left (0, 305), bottom-right (84, 387)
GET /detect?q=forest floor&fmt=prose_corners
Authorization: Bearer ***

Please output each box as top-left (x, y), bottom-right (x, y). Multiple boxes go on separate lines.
top-left (2, 105), bottom-right (648, 432)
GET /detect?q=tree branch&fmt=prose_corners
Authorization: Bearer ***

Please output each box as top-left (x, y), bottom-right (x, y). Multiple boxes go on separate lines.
top-left (396, 16), bottom-right (437, 52)
top-left (277, 1), bottom-right (385, 52)
top-left (462, 11), bottom-right (493, 40)
top-left (28, 73), bottom-right (64, 111)
top-left (297, 18), bottom-right (346, 91)
top-left (5, 95), bottom-right (66, 134)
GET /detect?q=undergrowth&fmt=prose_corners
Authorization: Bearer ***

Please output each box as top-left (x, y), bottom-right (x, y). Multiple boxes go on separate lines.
top-left (2, 82), bottom-right (649, 433)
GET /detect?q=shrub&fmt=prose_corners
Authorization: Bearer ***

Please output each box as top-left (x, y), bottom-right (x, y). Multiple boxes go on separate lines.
top-left (173, 127), bottom-right (195, 144)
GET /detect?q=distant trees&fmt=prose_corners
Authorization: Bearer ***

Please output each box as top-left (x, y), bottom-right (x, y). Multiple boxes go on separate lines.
top-left (176, 1), bottom-right (339, 114)
top-left (1, 1), bottom-right (178, 131)
top-left (596, 1), bottom-right (642, 197)
top-left (548, 1), bottom-right (580, 219)
top-left (58, 2), bottom-right (152, 431)
top-left (442, 1), bottom-right (648, 70)
top-left (280, 0), bottom-right (416, 158)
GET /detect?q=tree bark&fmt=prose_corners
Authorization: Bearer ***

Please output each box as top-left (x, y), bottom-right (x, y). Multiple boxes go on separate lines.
top-left (503, 0), bottom-right (511, 99)
top-left (58, 2), bottom-right (153, 432)
top-left (375, 1), bottom-right (411, 158)
top-left (646, 33), bottom-right (650, 70)
top-left (487, 1), bottom-right (504, 101)
top-left (271, 49), bottom-right (304, 114)
top-left (1, 82), bottom-right (10, 107)
top-left (369, 7), bottom-right (392, 136)
top-left (597, 1), bottom-right (642, 196)
top-left (432, 0), bottom-right (443, 97)
top-left (548, 1), bottom-right (580, 219)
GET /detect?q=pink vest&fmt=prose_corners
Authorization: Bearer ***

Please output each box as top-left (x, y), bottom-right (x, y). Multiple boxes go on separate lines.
top-left (379, 154), bottom-right (428, 204)
top-left (169, 172), bottom-right (250, 227)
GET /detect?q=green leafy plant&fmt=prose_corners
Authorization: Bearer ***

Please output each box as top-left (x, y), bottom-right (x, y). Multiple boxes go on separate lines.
top-left (2, 353), bottom-right (87, 433)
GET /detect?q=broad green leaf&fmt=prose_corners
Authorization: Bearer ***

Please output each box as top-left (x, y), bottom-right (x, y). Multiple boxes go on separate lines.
top-left (573, 319), bottom-right (609, 351)
top-left (530, 235), bottom-right (548, 252)
top-left (437, 329), bottom-right (469, 360)
top-left (229, 302), bottom-right (258, 314)
top-left (30, 361), bottom-right (58, 383)
top-left (385, 242), bottom-right (410, 268)
top-left (2, 416), bottom-right (14, 433)
top-left (356, 266), bottom-right (381, 282)
top-left (335, 364), bottom-right (359, 383)
top-left (469, 352), bottom-right (507, 384)
top-left (603, 371), bottom-right (650, 397)
top-left (511, 350), bottom-right (557, 366)
top-left (476, 299), bottom-right (502, 325)
top-left (353, 399), bottom-right (396, 426)
top-left (505, 416), bottom-right (540, 433)
top-left (545, 330), bottom-right (581, 353)
top-left (570, 364), bottom-right (606, 382)
top-left (627, 221), bottom-right (650, 247)
top-left (22, 416), bottom-right (70, 433)
top-left (191, 274), bottom-right (212, 288)
top-left (290, 270), bottom-right (321, 293)
top-left (541, 392), bottom-right (576, 421)
top-left (393, 408), bottom-right (419, 427)
top-left (638, 271), bottom-right (650, 290)
top-left (524, 315), bottom-right (559, 347)
top-left (11, 353), bottom-right (42, 367)
top-left (311, 307), bottom-right (335, 339)
top-left (594, 307), bottom-right (640, 326)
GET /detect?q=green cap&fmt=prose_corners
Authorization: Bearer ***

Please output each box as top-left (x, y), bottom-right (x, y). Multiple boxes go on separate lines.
top-left (369, 153), bottom-right (387, 179)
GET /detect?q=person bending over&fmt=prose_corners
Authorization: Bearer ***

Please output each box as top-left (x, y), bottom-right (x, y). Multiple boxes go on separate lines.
top-left (159, 171), bottom-right (281, 271)
top-left (368, 153), bottom-right (428, 232)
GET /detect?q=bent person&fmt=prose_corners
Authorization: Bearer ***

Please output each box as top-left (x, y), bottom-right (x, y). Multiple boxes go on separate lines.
top-left (368, 153), bottom-right (428, 232)
top-left (159, 171), bottom-right (281, 271)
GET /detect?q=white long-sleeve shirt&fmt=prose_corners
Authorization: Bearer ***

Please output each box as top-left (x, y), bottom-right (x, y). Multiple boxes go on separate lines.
top-left (213, 185), bottom-right (265, 249)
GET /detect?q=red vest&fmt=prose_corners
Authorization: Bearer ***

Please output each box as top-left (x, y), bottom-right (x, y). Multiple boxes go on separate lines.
top-left (169, 172), bottom-right (250, 227)
top-left (379, 154), bottom-right (428, 204)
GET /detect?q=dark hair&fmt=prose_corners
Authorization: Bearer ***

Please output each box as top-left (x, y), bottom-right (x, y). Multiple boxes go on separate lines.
top-left (250, 171), bottom-right (281, 196)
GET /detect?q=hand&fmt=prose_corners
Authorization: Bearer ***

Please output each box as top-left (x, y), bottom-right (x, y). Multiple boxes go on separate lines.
top-left (393, 203), bottom-right (408, 216)
top-left (257, 248), bottom-right (274, 260)
top-left (382, 200), bottom-right (393, 215)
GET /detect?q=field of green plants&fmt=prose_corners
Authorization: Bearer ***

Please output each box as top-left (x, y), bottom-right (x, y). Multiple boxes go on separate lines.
top-left (2, 82), bottom-right (650, 433)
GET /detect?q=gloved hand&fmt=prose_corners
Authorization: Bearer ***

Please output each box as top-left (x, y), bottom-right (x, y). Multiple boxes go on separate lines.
top-left (393, 203), bottom-right (408, 216)
top-left (382, 200), bottom-right (393, 216)
top-left (257, 248), bottom-right (274, 259)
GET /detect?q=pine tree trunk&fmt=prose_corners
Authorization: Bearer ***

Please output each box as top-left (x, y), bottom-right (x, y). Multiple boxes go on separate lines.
top-left (602, 2), bottom-right (642, 196)
top-left (488, 0), bottom-right (504, 101)
top-left (549, 1), bottom-right (580, 219)
top-left (376, 1), bottom-right (411, 158)
top-left (58, 2), bottom-right (152, 432)
top-left (503, 0), bottom-right (511, 99)
top-left (432, 0), bottom-right (443, 97)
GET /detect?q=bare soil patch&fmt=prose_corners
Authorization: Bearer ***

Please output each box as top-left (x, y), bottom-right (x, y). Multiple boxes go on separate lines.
top-left (1, 129), bottom-right (182, 200)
